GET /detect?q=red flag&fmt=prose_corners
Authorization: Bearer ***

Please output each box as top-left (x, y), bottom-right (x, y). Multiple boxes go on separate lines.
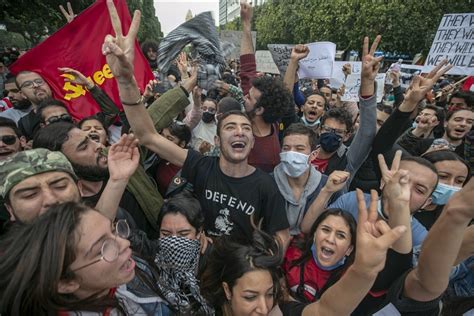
top-left (9, 0), bottom-right (153, 120)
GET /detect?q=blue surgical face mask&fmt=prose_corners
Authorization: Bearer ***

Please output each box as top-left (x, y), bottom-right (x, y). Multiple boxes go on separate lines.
top-left (279, 151), bottom-right (310, 178)
top-left (431, 182), bottom-right (461, 205)
top-left (311, 243), bottom-right (347, 271)
top-left (302, 116), bottom-right (320, 128)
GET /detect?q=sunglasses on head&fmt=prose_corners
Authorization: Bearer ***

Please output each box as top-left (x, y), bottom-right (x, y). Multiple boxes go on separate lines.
top-left (45, 114), bottom-right (73, 125)
top-left (0, 135), bottom-right (17, 145)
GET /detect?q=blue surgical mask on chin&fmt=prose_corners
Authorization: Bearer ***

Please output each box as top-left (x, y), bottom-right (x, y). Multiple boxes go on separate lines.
top-left (279, 151), bottom-right (310, 178)
top-left (431, 182), bottom-right (461, 205)
top-left (311, 243), bottom-right (347, 271)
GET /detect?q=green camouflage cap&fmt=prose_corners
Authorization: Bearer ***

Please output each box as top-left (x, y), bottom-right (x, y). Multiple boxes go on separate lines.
top-left (0, 148), bottom-right (77, 199)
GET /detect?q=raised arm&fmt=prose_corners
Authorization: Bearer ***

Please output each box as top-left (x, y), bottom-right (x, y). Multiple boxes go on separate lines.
top-left (345, 36), bottom-right (381, 182)
top-left (102, 0), bottom-right (187, 167)
top-left (302, 189), bottom-right (407, 316)
top-left (300, 170), bottom-right (349, 234)
top-left (95, 134), bottom-right (139, 220)
top-left (403, 178), bottom-right (474, 302)
top-left (239, 1), bottom-right (256, 95)
top-left (378, 151), bottom-right (412, 253)
top-left (59, 67), bottom-right (121, 127)
top-left (283, 45), bottom-right (309, 93)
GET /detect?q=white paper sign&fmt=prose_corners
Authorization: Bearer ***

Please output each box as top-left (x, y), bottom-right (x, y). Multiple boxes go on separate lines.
top-left (341, 73), bottom-right (386, 103)
top-left (399, 64), bottom-right (425, 88)
top-left (268, 44), bottom-right (294, 74)
top-left (219, 30), bottom-right (257, 60)
top-left (424, 13), bottom-right (474, 76)
top-left (297, 42), bottom-right (336, 79)
top-left (255, 50), bottom-right (280, 74)
top-left (330, 61), bottom-right (362, 88)
top-left (341, 74), bottom-right (361, 102)
top-left (376, 73), bottom-right (386, 103)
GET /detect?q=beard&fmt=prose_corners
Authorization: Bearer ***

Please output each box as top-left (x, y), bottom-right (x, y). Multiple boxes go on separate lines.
top-left (70, 161), bottom-right (109, 182)
top-left (12, 98), bottom-right (31, 110)
top-left (446, 127), bottom-right (465, 142)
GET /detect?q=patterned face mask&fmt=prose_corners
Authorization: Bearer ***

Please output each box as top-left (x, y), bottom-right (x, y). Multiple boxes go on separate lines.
top-left (154, 236), bottom-right (214, 314)
top-left (156, 235), bottom-right (200, 272)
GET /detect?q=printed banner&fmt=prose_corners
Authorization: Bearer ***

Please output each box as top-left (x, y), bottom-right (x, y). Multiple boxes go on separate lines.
top-left (255, 50), bottom-right (280, 74)
top-left (424, 13), bottom-right (474, 76)
top-left (9, 0), bottom-right (153, 120)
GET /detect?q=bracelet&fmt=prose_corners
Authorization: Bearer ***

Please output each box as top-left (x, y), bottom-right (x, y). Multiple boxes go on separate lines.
top-left (121, 96), bottom-right (143, 106)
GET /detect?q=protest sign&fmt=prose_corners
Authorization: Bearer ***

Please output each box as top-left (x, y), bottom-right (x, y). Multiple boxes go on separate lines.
top-left (9, 0), bottom-right (153, 120)
top-left (268, 44), bottom-right (294, 74)
top-left (297, 42), bottom-right (336, 79)
top-left (341, 74), bottom-right (361, 102)
top-left (341, 73), bottom-right (385, 103)
top-left (399, 64), bottom-right (425, 88)
top-left (256, 50), bottom-right (280, 74)
top-left (425, 13), bottom-right (474, 76)
top-left (330, 61), bottom-right (362, 88)
top-left (219, 30), bottom-right (257, 60)
top-left (375, 73), bottom-right (386, 103)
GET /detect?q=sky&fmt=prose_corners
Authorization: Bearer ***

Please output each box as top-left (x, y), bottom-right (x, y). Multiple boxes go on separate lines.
top-left (154, 0), bottom-right (220, 36)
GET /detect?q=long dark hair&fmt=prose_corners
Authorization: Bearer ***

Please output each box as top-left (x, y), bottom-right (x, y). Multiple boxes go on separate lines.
top-left (0, 202), bottom-right (126, 315)
top-left (422, 150), bottom-right (471, 185)
top-left (200, 227), bottom-right (283, 315)
top-left (291, 208), bottom-right (357, 298)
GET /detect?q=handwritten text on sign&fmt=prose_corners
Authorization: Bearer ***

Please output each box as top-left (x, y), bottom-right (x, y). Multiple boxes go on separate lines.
top-left (341, 73), bottom-right (386, 103)
top-left (425, 13), bottom-right (474, 76)
top-left (298, 42), bottom-right (336, 79)
top-left (255, 50), bottom-right (280, 74)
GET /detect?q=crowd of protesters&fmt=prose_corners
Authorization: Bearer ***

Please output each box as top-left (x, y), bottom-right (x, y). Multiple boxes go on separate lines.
top-left (0, 1), bottom-right (473, 315)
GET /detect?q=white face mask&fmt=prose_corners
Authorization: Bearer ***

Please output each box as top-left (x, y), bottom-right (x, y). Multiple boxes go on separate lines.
top-left (279, 151), bottom-right (310, 178)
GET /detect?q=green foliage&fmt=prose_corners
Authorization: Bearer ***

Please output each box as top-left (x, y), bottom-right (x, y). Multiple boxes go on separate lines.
top-left (222, 0), bottom-right (473, 56)
top-left (0, 0), bottom-right (163, 47)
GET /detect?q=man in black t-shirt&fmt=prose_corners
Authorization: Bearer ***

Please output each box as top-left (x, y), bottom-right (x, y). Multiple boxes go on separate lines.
top-left (121, 105), bottom-right (290, 247)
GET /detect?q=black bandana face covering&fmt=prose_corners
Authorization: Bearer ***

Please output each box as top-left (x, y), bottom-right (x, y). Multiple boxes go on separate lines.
top-left (154, 236), bottom-right (214, 314)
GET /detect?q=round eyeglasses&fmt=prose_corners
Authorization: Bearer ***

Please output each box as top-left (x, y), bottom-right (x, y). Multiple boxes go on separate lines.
top-left (71, 220), bottom-right (130, 272)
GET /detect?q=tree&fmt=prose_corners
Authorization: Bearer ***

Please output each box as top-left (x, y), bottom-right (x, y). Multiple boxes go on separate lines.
top-left (250, 0), bottom-right (472, 57)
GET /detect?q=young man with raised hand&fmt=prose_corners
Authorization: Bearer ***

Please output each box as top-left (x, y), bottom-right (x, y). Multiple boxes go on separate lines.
top-left (101, 0), bottom-right (290, 248)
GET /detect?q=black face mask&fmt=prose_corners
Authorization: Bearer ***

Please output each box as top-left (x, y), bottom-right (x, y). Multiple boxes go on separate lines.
top-left (319, 132), bottom-right (342, 153)
top-left (202, 112), bottom-right (215, 124)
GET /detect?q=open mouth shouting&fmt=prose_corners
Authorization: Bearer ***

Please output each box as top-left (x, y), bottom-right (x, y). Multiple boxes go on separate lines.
top-left (231, 141), bottom-right (246, 152)
top-left (320, 246), bottom-right (335, 260)
top-left (89, 132), bottom-right (101, 143)
top-left (0, 150), bottom-right (15, 159)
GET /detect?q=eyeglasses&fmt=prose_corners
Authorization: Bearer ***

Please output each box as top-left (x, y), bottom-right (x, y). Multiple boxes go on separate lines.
top-left (45, 114), bottom-right (73, 125)
top-left (71, 220), bottom-right (130, 272)
top-left (321, 125), bottom-right (346, 136)
top-left (19, 78), bottom-right (45, 89)
top-left (0, 135), bottom-right (17, 145)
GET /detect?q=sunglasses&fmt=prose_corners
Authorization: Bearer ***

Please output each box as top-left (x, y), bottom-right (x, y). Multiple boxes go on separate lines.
top-left (45, 114), bottom-right (73, 125)
top-left (0, 135), bottom-right (18, 145)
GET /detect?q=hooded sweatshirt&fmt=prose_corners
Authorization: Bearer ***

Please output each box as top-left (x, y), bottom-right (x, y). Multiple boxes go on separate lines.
top-left (274, 164), bottom-right (324, 235)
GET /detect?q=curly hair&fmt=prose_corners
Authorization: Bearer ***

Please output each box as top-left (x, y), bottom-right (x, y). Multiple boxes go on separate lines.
top-left (321, 107), bottom-right (354, 133)
top-left (251, 76), bottom-right (293, 123)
